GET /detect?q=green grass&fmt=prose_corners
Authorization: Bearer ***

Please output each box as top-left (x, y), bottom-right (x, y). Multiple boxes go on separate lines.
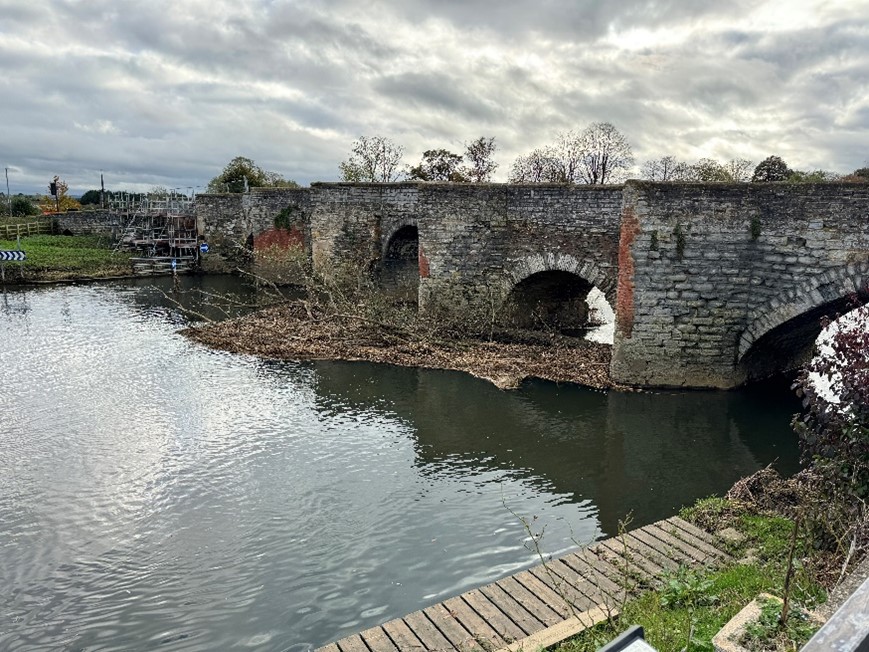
top-left (0, 234), bottom-right (132, 279)
top-left (552, 501), bottom-right (826, 652)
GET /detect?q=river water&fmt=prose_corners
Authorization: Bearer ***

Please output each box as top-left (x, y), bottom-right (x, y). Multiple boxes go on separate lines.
top-left (0, 277), bottom-right (801, 651)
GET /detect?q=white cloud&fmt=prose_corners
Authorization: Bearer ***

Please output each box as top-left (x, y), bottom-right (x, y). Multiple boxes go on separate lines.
top-left (1, 0), bottom-right (869, 194)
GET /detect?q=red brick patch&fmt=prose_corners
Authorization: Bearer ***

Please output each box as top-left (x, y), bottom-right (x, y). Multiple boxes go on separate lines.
top-left (254, 227), bottom-right (304, 251)
top-left (616, 206), bottom-right (639, 338)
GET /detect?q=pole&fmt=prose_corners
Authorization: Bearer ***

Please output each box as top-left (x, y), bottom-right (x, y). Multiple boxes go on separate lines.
top-left (100, 172), bottom-right (105, 209)
top-left (4, 168), bottom-right (10, 217)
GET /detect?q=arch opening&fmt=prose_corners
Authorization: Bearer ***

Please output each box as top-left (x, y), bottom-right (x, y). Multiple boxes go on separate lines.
top-left (740, 294), bottom-right (868, 382)
top-left (381, 225), bottom-right (419, 303)
top-left (503, 270), bottom-right (608, 337)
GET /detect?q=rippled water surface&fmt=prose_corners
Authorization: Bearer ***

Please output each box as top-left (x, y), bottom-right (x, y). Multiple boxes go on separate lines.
top-left (0, 278), bottom-right (801, 651)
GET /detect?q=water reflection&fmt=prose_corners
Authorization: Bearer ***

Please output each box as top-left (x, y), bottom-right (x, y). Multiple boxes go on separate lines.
top-left (0, 279), bottom-right (801, 651)
top-left (311, 363), bottom-right (801, 536)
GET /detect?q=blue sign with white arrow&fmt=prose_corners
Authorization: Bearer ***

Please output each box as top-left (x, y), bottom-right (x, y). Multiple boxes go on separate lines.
top-left (0, 251), bottom-right (25, 262)
top-left (199, 243), bottom-right (209, 253)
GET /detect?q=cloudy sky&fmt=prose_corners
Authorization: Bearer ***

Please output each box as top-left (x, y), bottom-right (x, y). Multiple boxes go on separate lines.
top-left (2, 0), bottom-right (869, 195)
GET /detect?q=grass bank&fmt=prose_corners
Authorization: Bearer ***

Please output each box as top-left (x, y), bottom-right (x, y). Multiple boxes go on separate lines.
top-left (550, 465), bottom-right (868, 652)
top-left (0, 234), bottom-right (133, 282)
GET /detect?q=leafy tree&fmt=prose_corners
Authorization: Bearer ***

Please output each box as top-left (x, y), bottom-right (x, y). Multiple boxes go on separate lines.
top-left (842, 167), bottom-right (869, 182)
top-left (80, 189), bottom-right (102, 205)
top-left (339, 136), bottom-right (405, 182)
top-left (464, 137), bottom-right (498, 182)
top-left (38, 176), bottom-right (81, 212)
top-left (576, 122), bottom-right (634, 184)
top-left (10, 196), bottom-right (39, 216)
top-left (408, 149), bottom-right (466, 182)
top-left (207, 156), bottom-right (297, 193)
top-left (752, 156), bottom-right (791, 182)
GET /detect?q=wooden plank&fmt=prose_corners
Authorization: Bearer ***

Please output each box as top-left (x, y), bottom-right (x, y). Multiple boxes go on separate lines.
top-left (462, 589), bottom-right (527, 643)
top-left (647, 523), bottom-right (712, 564)
top-left (479, 583), bottom-right (544, 637)
top-left (625, 532), bottom-right (681, 571)
top-left (527, 563), bottom-right (598, 612)
top-left (597, 537), bottom-right (661, 580)
top-left (359, 626), bottom-right (400, 652)
top-left (423, 603), bottom-right (484, 652)
top-left (337, 634), bottom-right (371, 652)
top-left (668, 516), bottom-right (724, 547)
top-left (381, 619), bottom-right (426, 652)
top-left (494, 605), bottom-right (614, 652)
top-left (665, 517), bottom-right (731, 560)
top-left (317, 644), bottom-right (341, 652)
top-left (563, 549), bottom-right (628, 599)
top-left (441, 595), bottom-right (507, 649)
top-left (403, 611), bottom-right (455, 651)
top-left (496, 576), bottom-right (562, 626)
top-left (630, 526), bottom-right (698, 566)
top-left (513, 569), bottom-right (581, 618)
top-left (541, 556), bottom-right (610, 605)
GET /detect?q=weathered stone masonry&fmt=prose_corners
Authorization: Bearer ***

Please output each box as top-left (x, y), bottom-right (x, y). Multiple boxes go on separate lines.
top-left (612, 182), bottom-right (869, 388)
top-left (197, 182), bottom-right (869, 389)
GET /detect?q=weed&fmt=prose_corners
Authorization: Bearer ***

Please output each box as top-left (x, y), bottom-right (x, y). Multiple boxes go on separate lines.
top-left (741, 596), bottom-right (818, 651)
top-left (660, 567), bottom-right (718, 608)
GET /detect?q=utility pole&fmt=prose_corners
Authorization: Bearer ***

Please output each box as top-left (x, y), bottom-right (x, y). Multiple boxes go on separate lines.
top-left (100, 172), bottom-right (105, 209)
top-left (4, 168), bottom-right (10, 217)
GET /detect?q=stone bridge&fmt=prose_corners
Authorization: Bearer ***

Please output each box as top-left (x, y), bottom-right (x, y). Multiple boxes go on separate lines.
top-left (196, 181), bottom-right (869, 389)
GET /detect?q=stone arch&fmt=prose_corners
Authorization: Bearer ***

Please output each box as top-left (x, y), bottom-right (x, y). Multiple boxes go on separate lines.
top-left (503, 253), bottom-right (616, 335)
top-left (380, 224), bottom-right (420, 301)
top-left (381, 221), bottom-right (419, 262)
top-left (505, 253), bottom-right (617, 306)
top-left (737, 261), bottom-right (869, 378)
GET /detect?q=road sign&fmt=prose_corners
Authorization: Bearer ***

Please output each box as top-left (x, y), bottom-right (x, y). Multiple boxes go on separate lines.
top-left (0, 251), bottom-right (25, 261)
top-left (199, 243), bottom-right (209, 253)
top-left (171, 258), bottom-right (177, 270)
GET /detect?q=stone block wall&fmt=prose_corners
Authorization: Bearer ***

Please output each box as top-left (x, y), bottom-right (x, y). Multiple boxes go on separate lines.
top-left (53, 210), bottom-right (122, 235)
top-left (415, 184), bottom-right (623, 311)
top-left (611, 181), bottom-right (869, 388)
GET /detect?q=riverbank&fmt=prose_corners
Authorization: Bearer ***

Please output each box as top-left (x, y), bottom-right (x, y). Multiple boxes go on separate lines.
top-left (181, 300), bottom-right (614, 389)
top-left (0, 234), bottom-right (133, 283)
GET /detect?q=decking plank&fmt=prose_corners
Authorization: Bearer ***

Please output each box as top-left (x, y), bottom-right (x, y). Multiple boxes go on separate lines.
top-left (337, 634), bottom-right (371, 652)
top-left (647, 523), bottom-right (713, 564)
top-left (668, 516), bottom-right (725, 548)
top-left (496, 576), bottom-right (563, 626)
top-left (462, 589), bottom-right (527, 642)
top-left (607, 534), bottom-right (664, 584)
top-left (630, 526), bottom-right (698, 566)
top-left (479, 582), bottom-right (545, 637)
top-left (528, 563), bottom-right (598, 611)
top-left (626, 531), bottom-right (681, 572)
top-left (545, 556), bottom-right (613, 605)
top-left (513, 569), bottom-right (581, 618)
top-left (319, 644), bottom-right (340, 652)
top-left (596, 538), bottom-right (657, 583)
top-left (422, 603), bottom-right (484, 652)
top-left (360, 626), bottom-right (400, 652)
top-left (441, 596), bottom-right (506, 649)
top-left (381, 619), bottom-right (425, 652)
top-left (565, 549), bottom-right (633, 599)
top-left (403, 611), bottom-right (455, 652)
top-left (666, 517), bottom-right (731, 560)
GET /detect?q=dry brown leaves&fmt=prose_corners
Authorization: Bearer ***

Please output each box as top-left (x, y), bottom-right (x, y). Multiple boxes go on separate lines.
top-left (181, 302), bottom-right (614, 390)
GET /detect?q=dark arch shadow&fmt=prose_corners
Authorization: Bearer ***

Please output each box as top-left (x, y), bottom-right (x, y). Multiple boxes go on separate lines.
top-left (503, 270), bottom-right (598, 335)
top-left (381, 225), bottom-right (419, 303)
top-left (740, 295), bottom-right (868, 382)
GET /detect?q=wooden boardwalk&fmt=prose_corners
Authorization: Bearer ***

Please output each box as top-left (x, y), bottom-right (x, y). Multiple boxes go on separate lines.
top-left (316, 516), bottom-right (730, 652)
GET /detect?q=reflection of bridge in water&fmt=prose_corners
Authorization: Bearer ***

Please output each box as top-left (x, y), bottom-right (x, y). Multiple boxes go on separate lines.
top-left (309, 360), bottom-right (800, 537)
